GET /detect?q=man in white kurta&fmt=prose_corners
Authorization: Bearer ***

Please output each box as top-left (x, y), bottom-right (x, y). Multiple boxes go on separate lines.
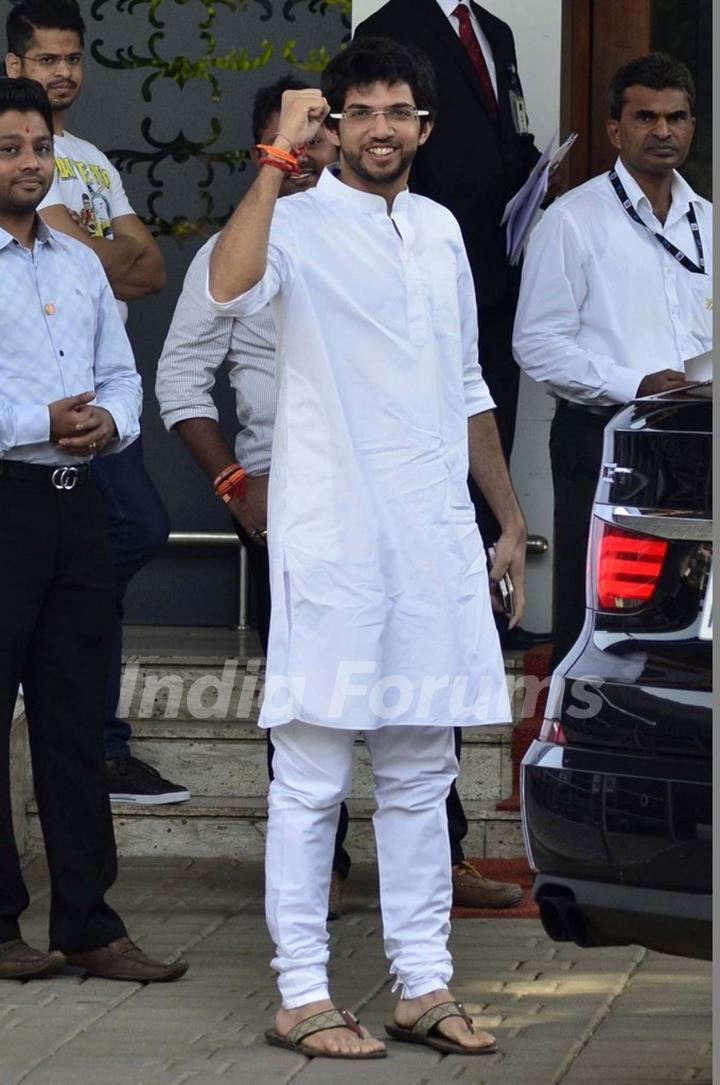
top-left (208, 38), bottom-right (527, 1059)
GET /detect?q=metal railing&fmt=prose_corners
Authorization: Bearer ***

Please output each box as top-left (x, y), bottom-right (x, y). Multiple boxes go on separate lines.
top-left (167, 531), bottom-right (250, 630)
top-left (166, 531), bottom-right (549, 631)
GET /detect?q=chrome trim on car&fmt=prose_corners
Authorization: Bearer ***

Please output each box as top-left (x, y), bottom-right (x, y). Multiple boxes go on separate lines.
top-left (592, 505), bottom-right (713, 541)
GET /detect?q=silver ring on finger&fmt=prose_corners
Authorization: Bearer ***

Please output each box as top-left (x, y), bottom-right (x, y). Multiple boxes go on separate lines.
top-left (89, 441), bottom-right (98, 451)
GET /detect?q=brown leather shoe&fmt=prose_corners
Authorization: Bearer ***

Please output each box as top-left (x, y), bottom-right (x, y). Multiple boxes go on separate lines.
top-left (0, 939), bottom-right (65, 980)
top-left (327, 870), bottom-right (346, 921)
top-left (65, 937), bottom-right (188, 982)
top-left (452, 861), bottom-right (523, 909)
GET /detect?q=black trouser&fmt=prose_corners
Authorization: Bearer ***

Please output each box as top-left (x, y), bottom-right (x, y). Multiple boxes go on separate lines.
top-left (0, 466), bottom-right (126, 952)
top-left (548, 403), bottom-right (611, 671)
top-left (460, 282), bottom-right (522, 863)
top-left (235, 522), bottom-right (469, 870)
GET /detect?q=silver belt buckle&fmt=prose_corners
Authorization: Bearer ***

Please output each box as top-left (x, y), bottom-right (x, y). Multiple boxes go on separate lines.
top-left (51, 466), bottom-right (80, 491)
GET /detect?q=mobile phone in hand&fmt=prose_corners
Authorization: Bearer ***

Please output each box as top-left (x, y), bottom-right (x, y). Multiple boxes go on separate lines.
top-left (487, 546), bottom-right (516, 621)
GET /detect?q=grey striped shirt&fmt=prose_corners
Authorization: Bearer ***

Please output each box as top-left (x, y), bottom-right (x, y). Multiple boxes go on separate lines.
top-left (156, 234), bottom-right (275, 475)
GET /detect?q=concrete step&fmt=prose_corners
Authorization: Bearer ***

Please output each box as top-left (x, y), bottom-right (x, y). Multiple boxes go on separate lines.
top-left (26, 796), bottom-right (524, 862)
top-left (22, 649), bottom-right (530, 863)
top-left (125, 718), bottom-right (514, 803)
top-left (119, 655), bottom-right (527, 723)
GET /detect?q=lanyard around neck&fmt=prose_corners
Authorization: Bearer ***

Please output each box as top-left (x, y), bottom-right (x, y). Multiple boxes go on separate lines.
top-left (608, 169), bottom-right (705, 274)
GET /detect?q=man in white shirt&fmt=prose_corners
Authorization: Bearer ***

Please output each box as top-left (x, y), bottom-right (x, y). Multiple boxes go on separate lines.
top-left (157, 74), bottom-right (521, 919)
top-left (5, 0), bottom-right (188, 805)
top-left (513, 53), bottom-right (711, 669)
top-left (208, 38), bottom-right (527, 1059)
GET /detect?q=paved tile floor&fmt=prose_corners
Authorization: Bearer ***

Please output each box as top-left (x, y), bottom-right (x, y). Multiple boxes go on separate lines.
top-left (1, 858), bottom-right (712, 1085)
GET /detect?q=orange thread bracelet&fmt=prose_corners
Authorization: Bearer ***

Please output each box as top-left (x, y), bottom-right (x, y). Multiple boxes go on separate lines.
top-left (218, 475), bottom-right (247, 504)
top-left (215, 465), bottom-right (247, 503)
top-left (256, 143), bottom-right (299, 167)
top-left (214, 463), bottom-right (244, 489)
top-left (216, 469), bottom-right (246, 496)
top-left (260, 157), bottom-right (295, 174)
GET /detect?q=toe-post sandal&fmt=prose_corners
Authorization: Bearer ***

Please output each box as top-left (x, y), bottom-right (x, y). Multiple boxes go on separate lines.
top-left (265, 1006), bottom-right (387, 1059)
top-left (385, 1000), bottom-right (497, 1055)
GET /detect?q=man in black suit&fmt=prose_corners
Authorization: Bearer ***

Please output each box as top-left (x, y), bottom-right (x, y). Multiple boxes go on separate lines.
top-left (356, 0), bottom-right (540, 484)
top-left (356, 1), bottom-right (543, 908)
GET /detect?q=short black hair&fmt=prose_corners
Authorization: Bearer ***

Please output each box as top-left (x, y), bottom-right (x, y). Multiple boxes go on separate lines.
top-left (608, 52), bottom-right (695, 119)
top-left (321, 37), bottom-right (438, 130)
top-left (6, 0), bottom-right (86, 56)
top-left (252, 75), bottom-right (312, 145)
top-left (0, 75), bottom-right (53, 135)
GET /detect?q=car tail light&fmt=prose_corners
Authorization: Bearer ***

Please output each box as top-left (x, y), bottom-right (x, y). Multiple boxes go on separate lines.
top-left (539, 718), bottom-right (566, 744)
top-left (596, 523), bottom-right (668, 610)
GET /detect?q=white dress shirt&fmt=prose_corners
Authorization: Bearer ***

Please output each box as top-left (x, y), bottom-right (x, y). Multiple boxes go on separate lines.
top-left (435, 0), bottom-right (498, 96)
top-left (0, 219), bottom-right (141, 465)
top-left (208, 166), bottom-right (508, 733)
top-left (156, 234), bottom-right (275, 476)
top-left (513, 157), bottom-right (713, 405)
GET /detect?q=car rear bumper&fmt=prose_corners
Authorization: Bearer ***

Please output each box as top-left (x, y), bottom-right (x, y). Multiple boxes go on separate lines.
top-left (521, 739), bottom-right (712, 959)
top-left (531, 873), bottom-right (711, 960)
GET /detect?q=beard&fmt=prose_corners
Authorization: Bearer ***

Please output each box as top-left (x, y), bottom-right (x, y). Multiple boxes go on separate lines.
top-left (341, 144), bottom-right (416, 188)
top-left (45, 82), bottom-right (80, 112)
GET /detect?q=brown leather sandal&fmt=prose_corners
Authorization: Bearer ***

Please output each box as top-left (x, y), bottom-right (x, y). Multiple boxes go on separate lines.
top-left (385, 1000), bottom-right (497, 1055)
top-left (265, 1007), bottom-right (387, 1059)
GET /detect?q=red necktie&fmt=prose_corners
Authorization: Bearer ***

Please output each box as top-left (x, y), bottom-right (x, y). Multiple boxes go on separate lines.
top-left (452, 3), bottom-right (498, 119)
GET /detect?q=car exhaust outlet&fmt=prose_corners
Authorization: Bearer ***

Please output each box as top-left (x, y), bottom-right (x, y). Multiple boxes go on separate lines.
top-left (564, 904), bottom-right (591, 947)
top-left (538, 895), bottom-right (575, 942)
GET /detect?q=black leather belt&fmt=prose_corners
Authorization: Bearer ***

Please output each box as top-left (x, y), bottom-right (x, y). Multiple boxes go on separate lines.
top-left (556, 399), bottom-right (618, 420)
top-left (0, 460), bottom-right (90, 490)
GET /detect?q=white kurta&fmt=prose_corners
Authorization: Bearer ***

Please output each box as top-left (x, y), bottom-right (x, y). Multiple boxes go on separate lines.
top-left (209, 167), bottom-right (510, 730)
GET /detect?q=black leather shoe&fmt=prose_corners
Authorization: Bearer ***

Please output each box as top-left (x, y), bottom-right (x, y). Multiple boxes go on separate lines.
top-left (498, 625), bottom-right (553, 650)
top-left (66, 937), bottom-right (188, 982)
top-left (0, 939), bottom-right (65, 980)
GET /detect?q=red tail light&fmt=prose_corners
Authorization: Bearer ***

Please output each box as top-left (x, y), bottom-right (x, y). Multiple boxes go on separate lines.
top-left (539, 718), bottom-right (567, 744)
top-left (596, 524), bottom-right (668, 610)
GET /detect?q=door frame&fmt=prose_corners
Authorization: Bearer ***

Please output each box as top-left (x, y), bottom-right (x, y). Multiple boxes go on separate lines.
top-left (561, 0), bottom-right (652, 187)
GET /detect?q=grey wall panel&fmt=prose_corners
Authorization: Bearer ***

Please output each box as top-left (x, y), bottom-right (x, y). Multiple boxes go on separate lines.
top-left (9, 0), bottom-right (350, 624)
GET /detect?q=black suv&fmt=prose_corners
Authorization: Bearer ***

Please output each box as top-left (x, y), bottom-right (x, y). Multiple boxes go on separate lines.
top-left (521, 384), bottom-right (712, 960)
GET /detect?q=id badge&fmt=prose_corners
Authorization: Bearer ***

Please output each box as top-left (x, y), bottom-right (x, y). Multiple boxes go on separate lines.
top-left (509, 88), bottom-right (529, 135)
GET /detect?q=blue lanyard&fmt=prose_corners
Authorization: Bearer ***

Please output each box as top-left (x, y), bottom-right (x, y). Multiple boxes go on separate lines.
top-left (608, 170), bottom-right (705, 274)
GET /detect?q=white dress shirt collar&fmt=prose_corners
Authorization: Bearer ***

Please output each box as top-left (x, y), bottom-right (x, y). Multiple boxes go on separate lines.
top-left (0, 214), bottom-right (57, 252)
top-left (432, 0), bottom-right (498, 96)
top-left (614, 156), bottom-right (703, 230)
top-left (317, 163), bottom-right (411, 215)
top-left (436, 0), bottom-right (469, 16)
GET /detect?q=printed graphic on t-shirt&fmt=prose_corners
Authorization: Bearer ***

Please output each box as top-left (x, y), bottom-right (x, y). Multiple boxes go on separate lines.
top-left (55, 155), bottom-right (114, 238)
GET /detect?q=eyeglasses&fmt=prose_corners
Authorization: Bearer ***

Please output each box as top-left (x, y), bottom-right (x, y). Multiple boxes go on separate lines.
top-left (328, 107), bottom-right (430, 126)
top-left (18, 53), bottom-right (83, 69)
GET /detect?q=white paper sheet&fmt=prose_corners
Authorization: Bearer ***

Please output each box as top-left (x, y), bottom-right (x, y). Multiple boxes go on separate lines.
top-left (502, 131), bottom-right (578, 265)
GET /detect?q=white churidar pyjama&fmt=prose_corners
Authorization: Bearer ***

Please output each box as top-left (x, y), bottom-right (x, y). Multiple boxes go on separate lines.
top-left (266, 721), bottom-right (458, 1008)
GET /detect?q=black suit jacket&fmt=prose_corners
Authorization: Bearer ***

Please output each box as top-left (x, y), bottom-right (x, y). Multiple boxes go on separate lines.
top-left (355, 0), bottom-right (540, 307)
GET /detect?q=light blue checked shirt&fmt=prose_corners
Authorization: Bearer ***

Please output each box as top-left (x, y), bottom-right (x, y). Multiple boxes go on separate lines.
top-left (0, 217), bottom-right (141, 466)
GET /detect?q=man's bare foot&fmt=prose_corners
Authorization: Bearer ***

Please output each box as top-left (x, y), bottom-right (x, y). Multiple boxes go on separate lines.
top-left (394, 988), bottom-right (496, 1052)
top-left (275, 999), bottom-right (386, 1057)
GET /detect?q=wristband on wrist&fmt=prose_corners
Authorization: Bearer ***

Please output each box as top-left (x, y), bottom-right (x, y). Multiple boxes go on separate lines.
top-left (214, 463), bottom-right (247, 503)
top-left (218, 474), bottom-right (247, 504)
top-left (214, 462), bottom-right (244, 489)
top-left (260, 157), bottom-right (295, 174)
top-left (256, 143), bottom-right (300, 173)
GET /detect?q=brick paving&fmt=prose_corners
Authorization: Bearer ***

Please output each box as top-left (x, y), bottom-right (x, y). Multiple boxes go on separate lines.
top-left (0, 858), bottom-right (712, 1085)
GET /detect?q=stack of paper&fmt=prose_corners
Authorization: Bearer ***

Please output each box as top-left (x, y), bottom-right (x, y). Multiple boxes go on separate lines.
top-left (502, 131), bottom-right (578, 265)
